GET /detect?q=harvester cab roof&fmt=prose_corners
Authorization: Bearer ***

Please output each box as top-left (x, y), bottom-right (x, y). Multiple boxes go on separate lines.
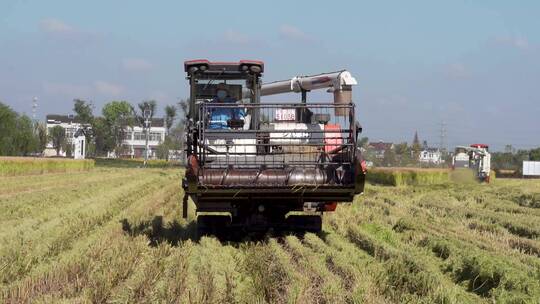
top-left (184, 59), bottom-right (264, 78)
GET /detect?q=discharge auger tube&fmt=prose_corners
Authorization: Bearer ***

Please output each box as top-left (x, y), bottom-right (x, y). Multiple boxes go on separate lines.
top-left (260, 70), bottom-right (357, 96)
top-left (258, 70), bottom-right (357, 116)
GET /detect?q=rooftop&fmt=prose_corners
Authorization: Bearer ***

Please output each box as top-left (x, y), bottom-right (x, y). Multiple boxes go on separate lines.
top-left (46, 114), bottom-right (83, 124)
top-left (368, 141), bottom-right (394, 151)
top-left (46, 114), bottom-right (165, 128)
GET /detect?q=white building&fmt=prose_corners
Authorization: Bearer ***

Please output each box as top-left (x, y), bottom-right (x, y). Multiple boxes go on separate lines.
top-left (119, 118), bottom-right (166, 159)
top-left (45, 115), bottom-right (166, 159)
top-left (45, 114), bottom-right (87, 157)
top-left (73, 129), bottom-right (87, 159)
top-left (368, 141), bottom-right (394, 159)
top-left (419, 148), bottom-right (443, 165)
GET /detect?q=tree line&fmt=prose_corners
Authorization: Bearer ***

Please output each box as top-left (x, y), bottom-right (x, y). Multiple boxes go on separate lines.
top-left (491, 148), bottom-right (540, 173)
top-left (358, 137), bottom-right (451, 168)
top-left (358, 135), bottom-right (540, 170)
top-left (358, 130), bottom-right (452, 168)
top-left (0, 102), bottom-right (47, 156)
top-left (0, 99), bottom-right (187, 159)
top-left (68, 99), bottom-right (187, 158)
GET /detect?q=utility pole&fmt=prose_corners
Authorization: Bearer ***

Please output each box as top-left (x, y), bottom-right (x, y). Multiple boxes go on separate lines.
top-left (143, 106), bottom-right (152, 167)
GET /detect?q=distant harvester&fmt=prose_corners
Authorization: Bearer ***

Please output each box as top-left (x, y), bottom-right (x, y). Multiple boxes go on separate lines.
top-left (452, 144), bottom-right (491, 182)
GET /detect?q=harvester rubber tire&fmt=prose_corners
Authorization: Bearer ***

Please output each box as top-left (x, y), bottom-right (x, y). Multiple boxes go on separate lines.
top-left (286, 215), bottom-right (322, 233)
top-left (196, 215), bottom-right (231, 239)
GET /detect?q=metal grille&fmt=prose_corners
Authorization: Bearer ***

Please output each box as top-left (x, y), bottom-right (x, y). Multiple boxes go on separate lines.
top-left (197, 103), bottom-right (356, 170)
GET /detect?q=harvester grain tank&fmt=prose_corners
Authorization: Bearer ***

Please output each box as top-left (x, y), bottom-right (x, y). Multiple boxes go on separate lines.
top-left (181, 59), bottom-right (366, 235)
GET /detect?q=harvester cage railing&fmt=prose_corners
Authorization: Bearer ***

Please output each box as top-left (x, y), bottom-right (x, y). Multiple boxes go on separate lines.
top-left (196, 102), bottom-right (356, 170)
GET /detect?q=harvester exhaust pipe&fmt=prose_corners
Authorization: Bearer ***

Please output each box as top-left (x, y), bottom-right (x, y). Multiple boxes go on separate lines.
top-left (260, 70), bottom-right (357, 116)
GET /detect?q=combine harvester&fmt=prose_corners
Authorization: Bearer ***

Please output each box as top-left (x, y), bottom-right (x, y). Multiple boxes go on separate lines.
top-left (453, 144), bottom-right (491, 182)
top-left (181, 59), bottom-right (367, 235)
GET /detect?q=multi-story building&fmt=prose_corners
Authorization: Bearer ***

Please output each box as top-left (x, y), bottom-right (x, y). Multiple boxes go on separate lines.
top-left (419, 148), bottom-right (443, 164)
top-left (45, 114), bottom-right (166, 159)
top-left (419, 141), bottom-right (444, 165)
top-left (120, 118), bottom-right (166, 158)
top-left (44, 114), bottom-right (86, 157)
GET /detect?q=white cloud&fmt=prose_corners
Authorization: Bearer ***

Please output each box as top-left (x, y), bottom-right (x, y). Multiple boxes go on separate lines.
top-left (40, 18), bottom-right (75, 34)
top-left (279, 24), bottom-right (312, 42)
top-left (122, 58), bottom-right (154, 71)
top-left (94, 81), bottom-right (124, 96)
top-left (223, 30), bottom-right (251, 45)
top-left (43, 82), bottom-right (91, 97)
top-left (39, 18), bottom-right (99, 44)
top-left (495, 35), bottom-right (529, 50)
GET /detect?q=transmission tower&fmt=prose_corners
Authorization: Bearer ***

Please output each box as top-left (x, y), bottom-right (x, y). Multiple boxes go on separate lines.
top-left (439, 121), bottom-right (447, 154)
top-left (32, 97), bottom-right (38, 121)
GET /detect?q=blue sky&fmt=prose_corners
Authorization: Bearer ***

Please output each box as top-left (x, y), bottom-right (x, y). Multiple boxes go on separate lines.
top-left (1, 0), bottom-right (539, 150)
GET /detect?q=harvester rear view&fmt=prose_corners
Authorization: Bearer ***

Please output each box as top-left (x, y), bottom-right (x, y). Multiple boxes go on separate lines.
top-left (181, 59), bottom-right (366, 236)
top-left (453, 144), bottom-right (491, 182)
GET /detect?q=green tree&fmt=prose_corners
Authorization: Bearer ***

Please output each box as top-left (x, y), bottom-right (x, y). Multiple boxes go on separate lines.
top-left (156, 136), bottom-right (181, 160)
top-left (363, 147), bottom-right (377, 164)
top-left (73, 99), bottom-right (95, 156)
top-left (49, 125), bottom-right (66, 156)
top-left (156, 104), bottom-right (180, 161)
top-left (0, 103), bottom-right (42, 156)
top-left (170, 99), bottom-right (190, 152)
top-left (164, 105), bottom-right (177, 133)
top-left (102, 101), bottom-right (135, 157)
top-left (358, 136), bottom-right (369, 149)
top-left (504, 144), bottom-right (514, 154)
top-left (394, 142), bottom-right (408, 155)
top-left (530, 147), bottom-right (540, 161)
top-left (92, 117), bottom-right (113, 156)
top-left (62, 141), bottom-right (73, 158)
top-left (178, 99), bottom-right (188, 123)
top-left (103, 101), bottom-right (136, 125)
top-left (394, 142), bottom-right (411, 166)
top-left (383, 147), bottom-right (397, 167)
top-left (137, 100), bottom-right (157, 125)
top-left (0, 102), bottom-right (19, 155)
top-left (411, 131), bottom-right (421, 163)
top-left (73, 99), bottom-right (94, 124)
top-left (35, 122), bottom-right (48, 154)
top-left (14, 115), bottom-right (38, 156)
top-left (491, 152), bottom-right (512, 170)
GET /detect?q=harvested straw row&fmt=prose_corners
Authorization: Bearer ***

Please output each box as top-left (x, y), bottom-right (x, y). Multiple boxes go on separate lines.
top-left (367, 167), bottom-right (451, 186)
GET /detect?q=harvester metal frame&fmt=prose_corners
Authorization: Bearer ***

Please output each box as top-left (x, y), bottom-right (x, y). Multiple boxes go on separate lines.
top-left (182, 59), bottom-right (366, 235)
